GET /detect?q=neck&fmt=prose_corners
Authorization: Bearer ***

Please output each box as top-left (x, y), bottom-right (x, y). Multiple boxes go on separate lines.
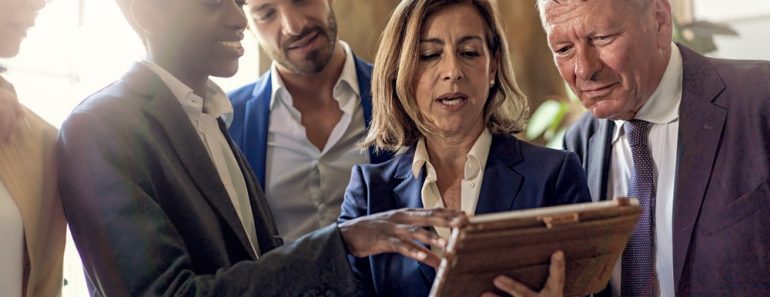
top-left (424, 124), bottom-right (485, 174)
top-left (276, 42), bottom-right (346, 97)
top-left (147, 52), bottom-right (208, 98)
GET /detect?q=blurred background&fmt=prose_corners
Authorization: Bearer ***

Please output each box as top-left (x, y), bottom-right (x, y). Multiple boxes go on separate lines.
top-left (1, 0), bottom-right (768, 295)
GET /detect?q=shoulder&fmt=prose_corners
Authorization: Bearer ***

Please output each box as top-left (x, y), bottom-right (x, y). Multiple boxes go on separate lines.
top-left (683, 47), bottom-right (770, 109)
top-left (563, 112), bottom-right (603, 145)
top-left (228, 71), bottom-right (271, 107)
top-left (353, 147), bottom-right (414, 181)
top-left (509, 135), bottom-right (579, 169)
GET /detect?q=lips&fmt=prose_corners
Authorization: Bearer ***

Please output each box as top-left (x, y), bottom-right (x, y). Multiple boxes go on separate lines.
top-left (217, 40), bottom-right (244, 56)
top-left (436, 92), bottom-right (469, 108)
top-left (580, 83), bottom-right (617, 98)
top-left (286, 30), bottom-right (320, 51)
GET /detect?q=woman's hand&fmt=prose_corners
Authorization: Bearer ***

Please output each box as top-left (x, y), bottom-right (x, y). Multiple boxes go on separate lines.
top-left (339, 208), bottom-right (468, 268)
top-left (481, 250), bottom-right (566, 297)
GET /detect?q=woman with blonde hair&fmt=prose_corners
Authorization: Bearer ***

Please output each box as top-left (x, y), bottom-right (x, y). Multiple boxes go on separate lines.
top-left (338, 0), bottom-right (590, 296)
top-left (0, 0), bottom-right (66, 296)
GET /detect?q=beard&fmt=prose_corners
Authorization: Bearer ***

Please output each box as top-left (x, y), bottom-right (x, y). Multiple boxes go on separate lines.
top-left (274, 9), bottom-right (338, 75)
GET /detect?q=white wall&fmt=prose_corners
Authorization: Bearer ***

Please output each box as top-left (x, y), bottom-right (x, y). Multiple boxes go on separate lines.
top-left (694, 0), bottom-right (770, 60)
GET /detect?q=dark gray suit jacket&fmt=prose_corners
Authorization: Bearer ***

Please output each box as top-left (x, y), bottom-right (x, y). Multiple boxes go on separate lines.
top-left (58, 63), bottom-right (359, 296)
top-left (564, 45), bottom-right (770, 296)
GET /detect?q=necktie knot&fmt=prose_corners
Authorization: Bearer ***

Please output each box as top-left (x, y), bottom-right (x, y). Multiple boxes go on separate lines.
top-left (624, 119), bottom-right (652, 147)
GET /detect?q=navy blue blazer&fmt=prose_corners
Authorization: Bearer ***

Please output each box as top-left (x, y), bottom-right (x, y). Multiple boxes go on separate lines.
top-left (228, 55), bottom-right (390, 187)
top-left (339, 134), bottom-right (592, 297)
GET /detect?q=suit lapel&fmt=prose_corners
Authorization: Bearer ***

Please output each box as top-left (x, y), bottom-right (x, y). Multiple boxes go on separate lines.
top-left (390, 147), bottom-right (437, 284)
top-left (217, 119), bottom-right (283, 253)
top-left (475, 135), bottom-right (524, 214)
top-left (589, 120), bottom-right (615, 202)
top-left (672, 46), bottom-right (727, 288)
top-left (123, 63), bottom-right (258, 259)
top-left (245, 74), bottom-right (272, 188)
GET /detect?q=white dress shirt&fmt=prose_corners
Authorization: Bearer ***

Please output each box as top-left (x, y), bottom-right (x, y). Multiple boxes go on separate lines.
top-left (142, 60), bottom-right (259, 256)
top-left (413, 128), bottom-right (492, 241)
top-left (265, 41), bottom-right (369, 242)
top-left (608, 44), bottom-right (682, 297)
top-left (0, 180), bottom-right (23, 296)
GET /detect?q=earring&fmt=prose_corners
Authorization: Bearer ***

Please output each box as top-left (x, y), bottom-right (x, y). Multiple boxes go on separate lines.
top-left (490, 80), bottom-right (495, 87)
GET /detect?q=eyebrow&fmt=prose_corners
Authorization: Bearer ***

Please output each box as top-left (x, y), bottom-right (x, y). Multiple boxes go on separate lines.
top-left (251, 3), bottom-right (272, 13)
top-left (419, 35), bottom-right (484, 46)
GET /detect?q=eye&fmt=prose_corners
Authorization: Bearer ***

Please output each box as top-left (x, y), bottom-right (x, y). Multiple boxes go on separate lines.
top-left (419, 52), bottom-right (440, 61)
top-left (592, 34), bottom-right (616, 45)
top-left (553, 45), bottom-right (573, 57)
top-left (461, 50), bottom-right (480, 58)
top-left (254, 9), bottom-right (276, 22)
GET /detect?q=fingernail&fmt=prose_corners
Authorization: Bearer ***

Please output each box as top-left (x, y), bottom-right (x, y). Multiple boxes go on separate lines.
top-left (416, 251), bottom-right (427, 260)
top-left (437, 238), bottom-right (447, 246)
top-left (554, 250), bottom-right (564, 260)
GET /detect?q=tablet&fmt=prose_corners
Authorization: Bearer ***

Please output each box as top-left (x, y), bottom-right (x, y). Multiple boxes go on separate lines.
top-left (429, 198), bottom-right (640, 297)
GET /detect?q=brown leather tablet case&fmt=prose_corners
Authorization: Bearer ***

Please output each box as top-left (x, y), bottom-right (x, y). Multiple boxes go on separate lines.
top-left (430, 198), bottom-right (641, 297)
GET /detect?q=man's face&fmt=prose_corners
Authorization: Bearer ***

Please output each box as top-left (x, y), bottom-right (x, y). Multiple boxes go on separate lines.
top-left (543, 0), bottom-right (672, 120)
top-left (246, 0), bottom-right (337, 75)
top-left (152, 0), bottom-right (248, 78)
top-left (0, 0), bottom-right (46, 57)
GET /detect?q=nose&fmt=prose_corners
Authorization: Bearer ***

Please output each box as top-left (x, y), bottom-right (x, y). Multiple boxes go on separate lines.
top-left (440, 54), bottom-right (464, 82)
top-left (225, 1), bottom-right (248, 32)
top-left (574, 46), bottom-right (603, 81)
top-left (279, 7), bottom-right (308, 37)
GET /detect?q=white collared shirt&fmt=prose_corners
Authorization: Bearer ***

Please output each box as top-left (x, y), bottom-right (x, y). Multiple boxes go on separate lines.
top-left (265, 41), bottom-right (369, 242)
top-left (141, 60), bottom-right (260, 256)
top-left (608, 44), bottom-right (683, 297)
top-left (412, 128), bottom-right (492, 241)
top-left (0, 180), bottom-right (22, 296)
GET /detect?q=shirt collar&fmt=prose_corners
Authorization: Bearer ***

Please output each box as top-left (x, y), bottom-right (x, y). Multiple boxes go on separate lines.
top-left (141, 60), bottom-right (234, 122)
top-left (612, 44), bottom-right (683, 143)
top-left (411, 128), bottom-right (492, 179)
top-left (269, 40), bottom-right (360, 113)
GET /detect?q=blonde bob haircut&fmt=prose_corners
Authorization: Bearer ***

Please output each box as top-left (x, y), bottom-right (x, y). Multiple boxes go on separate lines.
top-left (362, 0), bottom-right (529, 152)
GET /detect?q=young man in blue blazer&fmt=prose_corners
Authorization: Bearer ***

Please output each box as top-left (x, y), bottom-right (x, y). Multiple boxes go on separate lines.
top-left (229, 0), bottom-right (390, 242)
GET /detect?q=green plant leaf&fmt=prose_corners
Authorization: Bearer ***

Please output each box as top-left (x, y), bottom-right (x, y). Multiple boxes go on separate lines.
top-left (546, 128), bottom-right (567, 149)
top-left (526, 99), bottom-right (564, 140)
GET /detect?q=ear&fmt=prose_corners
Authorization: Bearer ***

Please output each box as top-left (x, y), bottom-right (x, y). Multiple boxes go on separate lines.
top-left (490, 53), bottom-right (499, 83)
top-left (652, 0), bottom-right (673, 49)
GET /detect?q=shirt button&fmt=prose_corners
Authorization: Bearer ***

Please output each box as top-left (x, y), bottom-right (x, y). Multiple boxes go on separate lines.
top-left (470, 182), bottom-right (476, 189)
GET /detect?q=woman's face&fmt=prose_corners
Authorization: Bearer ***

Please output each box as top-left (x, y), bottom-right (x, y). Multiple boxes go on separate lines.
top-left (412, 3), bottom-right (496, 139)
top-left (0, 0), bottom-right (46, 58)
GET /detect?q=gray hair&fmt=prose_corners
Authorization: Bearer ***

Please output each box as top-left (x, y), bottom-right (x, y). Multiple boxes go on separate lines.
top-left (536, 0), bottom-right (653, 29)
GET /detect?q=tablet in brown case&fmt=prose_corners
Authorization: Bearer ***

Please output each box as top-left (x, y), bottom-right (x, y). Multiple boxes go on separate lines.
top-left (429, 198), bottom-right (641, 297)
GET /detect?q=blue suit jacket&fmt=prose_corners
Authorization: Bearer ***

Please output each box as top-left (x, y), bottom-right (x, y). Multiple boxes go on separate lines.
top-left (339, 134), bottom-right (592, 297)
top-left (228, 55), bottom-right (390, 187)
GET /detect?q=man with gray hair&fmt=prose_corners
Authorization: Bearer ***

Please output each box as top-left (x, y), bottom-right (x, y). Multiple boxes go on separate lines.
top-left (538, 0), bottom-right (770, 296)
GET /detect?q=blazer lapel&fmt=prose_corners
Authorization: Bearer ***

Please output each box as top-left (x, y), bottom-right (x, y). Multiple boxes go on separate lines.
top-left (390, 147), bottom-right (437, 284)
top-left (245, 74), bottom-right (272, 188)
top-left (672, 46), bottom-right (727, 288)
top-left (218, 119), bottom-right (283, 253)
top-left (589, 120), bottom-right (615, 202)
top-left (475, 135), bottom-right (524, 214)
top-left (123, 63), bottom-right (258, 259)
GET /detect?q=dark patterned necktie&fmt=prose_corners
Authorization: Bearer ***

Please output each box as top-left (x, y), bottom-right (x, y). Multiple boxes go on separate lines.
top-left (622, 120), bottom-right (656, 296)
